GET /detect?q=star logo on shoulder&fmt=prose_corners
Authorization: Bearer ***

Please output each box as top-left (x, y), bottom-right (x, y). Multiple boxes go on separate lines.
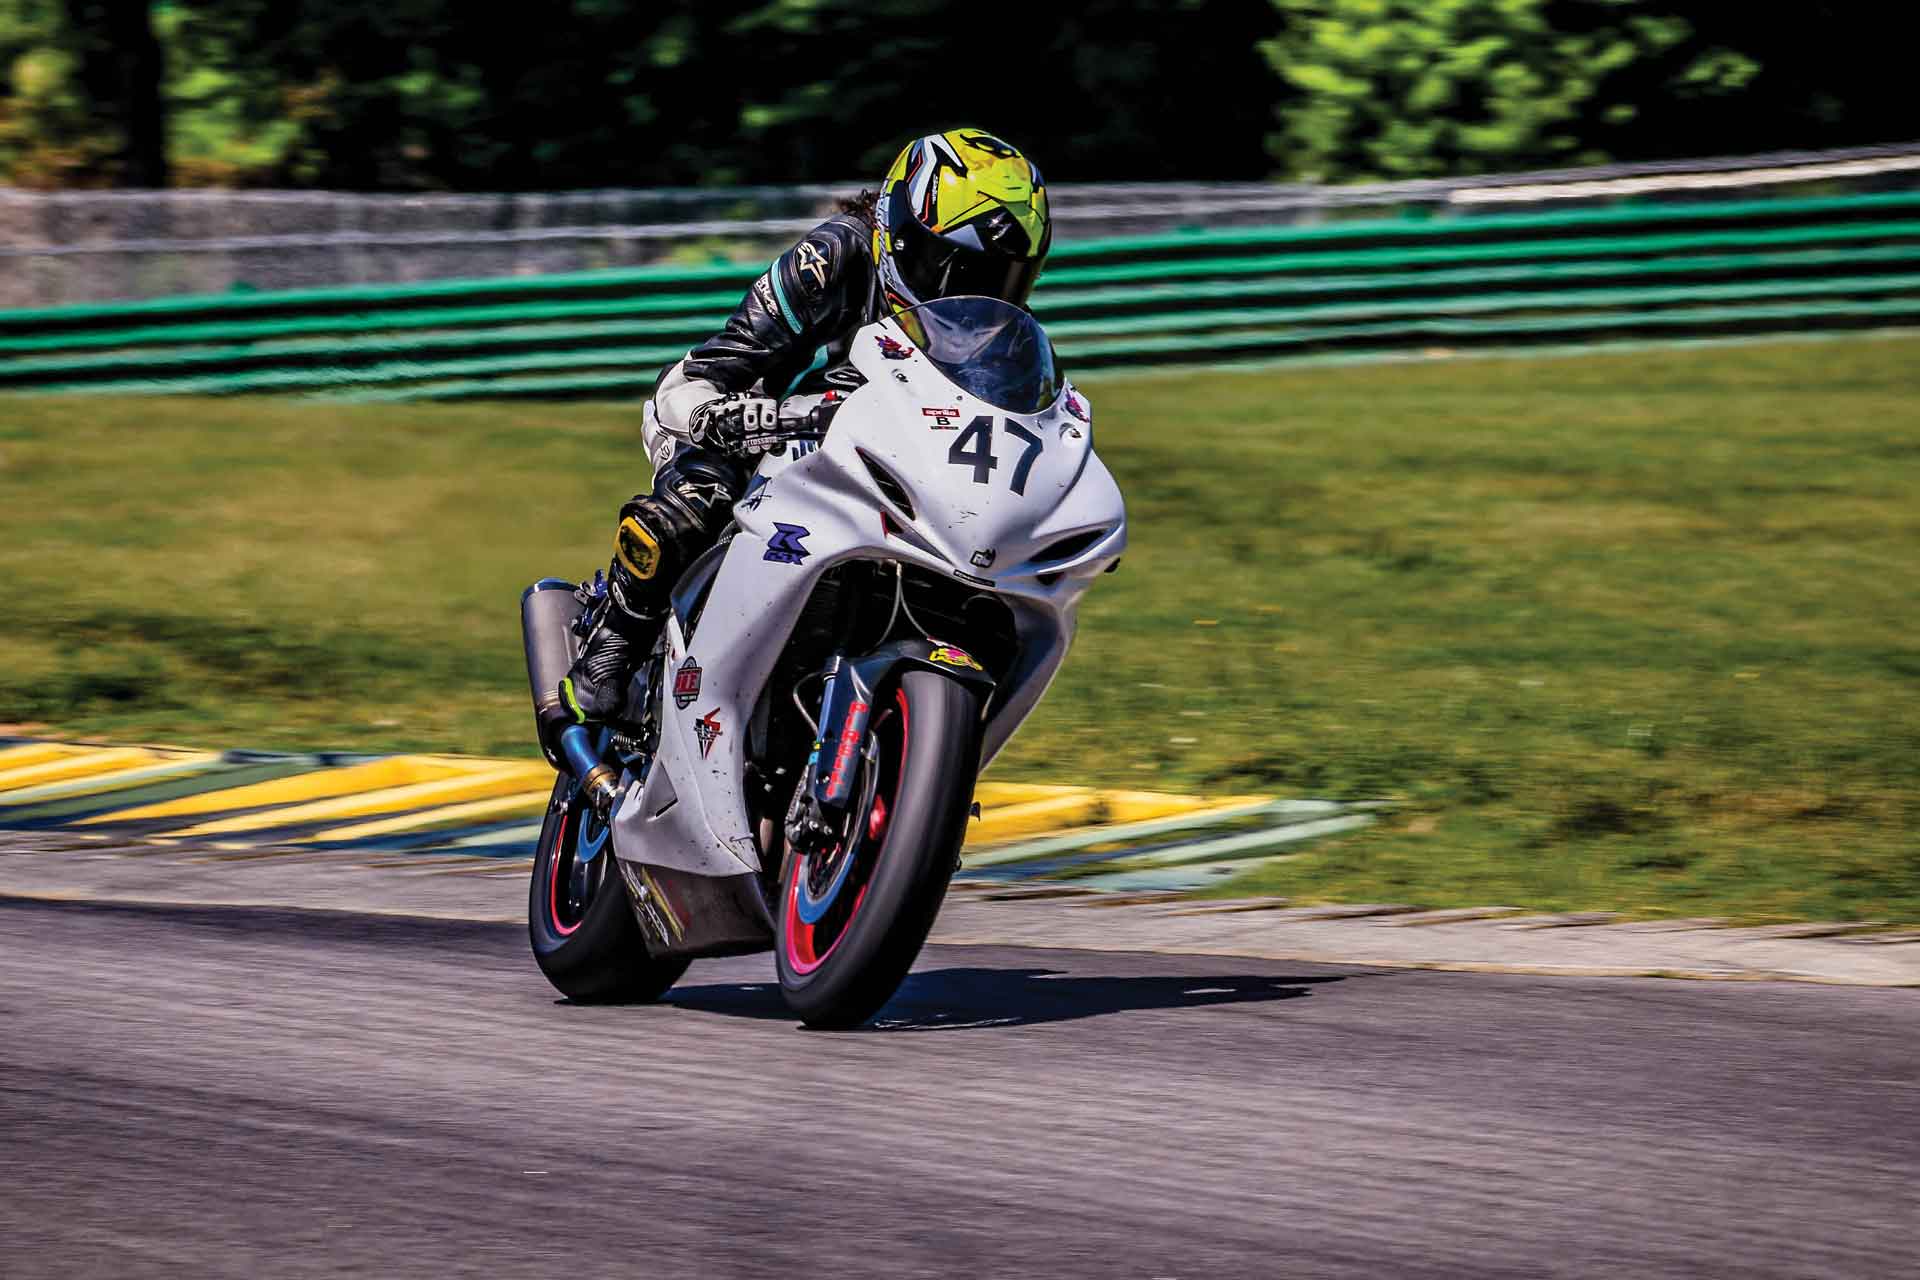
top-left (796, 240), bottom-right (829, 291)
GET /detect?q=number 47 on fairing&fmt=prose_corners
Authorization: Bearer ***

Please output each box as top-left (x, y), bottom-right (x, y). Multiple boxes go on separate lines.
top-left (947, 415), bottom-right (1044, 495)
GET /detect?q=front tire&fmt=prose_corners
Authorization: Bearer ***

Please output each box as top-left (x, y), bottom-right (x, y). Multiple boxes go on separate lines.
top-left (529, 774), bottom-right (690, 1003)
top-left (776, 670), bottom-right (979, 1028)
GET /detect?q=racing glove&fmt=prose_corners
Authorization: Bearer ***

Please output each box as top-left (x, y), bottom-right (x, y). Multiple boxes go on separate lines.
top-left (688, 393), bottom-right (782, 457)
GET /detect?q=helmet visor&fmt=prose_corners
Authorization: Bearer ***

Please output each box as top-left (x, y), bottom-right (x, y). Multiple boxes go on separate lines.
top-left (889, 205), bottom-right (1045, 307)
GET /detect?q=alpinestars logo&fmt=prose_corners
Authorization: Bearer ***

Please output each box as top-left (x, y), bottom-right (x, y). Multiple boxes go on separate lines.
top-left (674, 479), bottom-right (730, 513)
top-left (694, 709), bottom-right (722, 759)
top-left (795, 240), bottom-right (829, 290)
top-left (672, 657), bottom-right (702, 710)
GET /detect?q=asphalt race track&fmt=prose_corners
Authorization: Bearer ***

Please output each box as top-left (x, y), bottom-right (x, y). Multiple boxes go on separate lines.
top-left (3, 898), bottom-right (1916, 1278)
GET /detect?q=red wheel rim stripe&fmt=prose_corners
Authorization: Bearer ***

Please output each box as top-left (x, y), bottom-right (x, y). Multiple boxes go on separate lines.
top-left (547, 810), bottom-right (583, 937)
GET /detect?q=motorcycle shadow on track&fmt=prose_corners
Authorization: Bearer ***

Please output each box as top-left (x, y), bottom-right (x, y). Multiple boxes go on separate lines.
top-left (655, 967), bottom-right (1350, 1032)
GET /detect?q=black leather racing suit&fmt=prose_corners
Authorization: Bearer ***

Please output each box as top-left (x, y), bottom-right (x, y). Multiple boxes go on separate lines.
top-left (564, 211), bottom-right (887, 719)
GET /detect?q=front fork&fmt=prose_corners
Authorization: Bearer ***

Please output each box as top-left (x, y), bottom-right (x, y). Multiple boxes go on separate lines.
top-left (786, 637), bottom-right (998, 855)
top-left (785, 565), bottom-right (873, 856)
top-left (786, 656), bottom-right (879, 855)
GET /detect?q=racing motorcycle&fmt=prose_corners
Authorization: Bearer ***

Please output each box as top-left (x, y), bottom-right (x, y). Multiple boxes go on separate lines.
top-left (518, 295), bottom-right (1126, 1027)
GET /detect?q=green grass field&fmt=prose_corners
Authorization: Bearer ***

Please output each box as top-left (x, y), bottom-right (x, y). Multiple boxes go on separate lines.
top-left (3, 334), bottom-right (1918, 921)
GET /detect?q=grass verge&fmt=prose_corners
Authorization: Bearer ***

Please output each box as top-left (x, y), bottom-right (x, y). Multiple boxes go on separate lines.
top-left (3, 334), bottom-right (1917, 920)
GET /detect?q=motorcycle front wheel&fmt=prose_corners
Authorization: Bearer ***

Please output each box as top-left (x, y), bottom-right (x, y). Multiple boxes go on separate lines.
top-left (775, 669), bottom-right (978, 1028)
top-left (529, 773), bottom-right (690, 1003)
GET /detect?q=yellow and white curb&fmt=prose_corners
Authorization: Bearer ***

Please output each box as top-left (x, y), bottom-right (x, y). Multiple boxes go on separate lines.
top-left (0, 737), bottom-right (1369, 890)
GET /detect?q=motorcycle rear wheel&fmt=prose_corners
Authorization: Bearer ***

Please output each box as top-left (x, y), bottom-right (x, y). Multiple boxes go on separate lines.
top-left (529, 773), bottom-right (690, 1003)
top-left (775, 670), bottom-right (978, 1028)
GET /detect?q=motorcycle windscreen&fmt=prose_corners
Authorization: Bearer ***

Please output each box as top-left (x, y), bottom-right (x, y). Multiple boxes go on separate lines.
top-left (894, 295), bottom-right (1061, 416)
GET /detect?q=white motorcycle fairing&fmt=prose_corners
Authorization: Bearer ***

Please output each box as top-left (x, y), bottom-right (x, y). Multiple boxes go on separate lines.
top-left (610, 306), bottom-right (1126, 956)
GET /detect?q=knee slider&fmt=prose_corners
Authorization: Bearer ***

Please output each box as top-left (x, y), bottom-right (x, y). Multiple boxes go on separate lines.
top-left (608, 494), bottom-right (699, 621)
top-left (613, 506), bottom-right (672, 585)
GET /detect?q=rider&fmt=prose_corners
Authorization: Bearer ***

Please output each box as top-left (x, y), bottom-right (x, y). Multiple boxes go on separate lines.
top-left (546, 128), bottom-right (1053, 739)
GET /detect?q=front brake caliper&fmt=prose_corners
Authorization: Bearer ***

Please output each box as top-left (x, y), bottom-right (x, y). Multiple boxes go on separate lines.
top-left (784, 763), bottom-right (838, 856)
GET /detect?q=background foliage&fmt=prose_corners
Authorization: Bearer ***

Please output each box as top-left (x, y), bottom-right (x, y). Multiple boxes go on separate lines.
top-left (0, 0), bottom-right (1911, 191)
top-left (1264, 0), bottom-right (1732, 180)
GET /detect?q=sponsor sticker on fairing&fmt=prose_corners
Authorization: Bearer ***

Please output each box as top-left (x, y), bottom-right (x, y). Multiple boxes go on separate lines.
top-left (764, 523), bottom-right (811, 565)
top-left (694, 709), bottom-right (723, 759)
top-left (928, 645), bottom-right (984, 671)
top-left (673, 657), bottom-right (702, 710)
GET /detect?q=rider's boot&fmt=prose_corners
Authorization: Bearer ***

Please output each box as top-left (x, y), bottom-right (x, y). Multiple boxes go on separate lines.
top-left (546, 449), bottom-right (746, 747)
top-left (558, 605), bottom-right (653, 726)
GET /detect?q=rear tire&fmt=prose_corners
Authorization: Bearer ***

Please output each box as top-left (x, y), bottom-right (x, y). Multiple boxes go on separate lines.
top-left (529, 774), bottom-right (690, 1003)
top-left (775, 670), bottom-right (978, 1028)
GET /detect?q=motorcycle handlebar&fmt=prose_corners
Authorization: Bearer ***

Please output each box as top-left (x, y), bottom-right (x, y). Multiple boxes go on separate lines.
top-left (777, 397), bottom-right (844, 438)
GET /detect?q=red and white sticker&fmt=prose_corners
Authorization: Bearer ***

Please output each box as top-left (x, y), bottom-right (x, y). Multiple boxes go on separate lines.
top-left (694, 709), bottom-right (722, 759)
top-left (673, 656), bottom-right (702, 709)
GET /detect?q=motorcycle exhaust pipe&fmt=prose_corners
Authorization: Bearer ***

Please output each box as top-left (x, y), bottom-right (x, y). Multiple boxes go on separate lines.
top-left (521, 580), bottom-right (621, 813)
top-left (522, 578), bottom-right (584, 763)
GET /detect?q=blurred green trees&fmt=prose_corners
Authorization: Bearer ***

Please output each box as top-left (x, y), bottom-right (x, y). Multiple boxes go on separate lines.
top-left (1261, 0), bottom-right (1750, 178)
top-left (0, 0), bottom-right (1910, 189)
top-left (1, 0), bottom-right (163, 185)
top-left (1261, 0), bottom-right (1910, 180)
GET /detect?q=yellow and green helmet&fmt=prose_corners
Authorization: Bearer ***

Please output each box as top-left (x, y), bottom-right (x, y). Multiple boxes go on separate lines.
top-left (872, 128), bottom-right (1051, 315)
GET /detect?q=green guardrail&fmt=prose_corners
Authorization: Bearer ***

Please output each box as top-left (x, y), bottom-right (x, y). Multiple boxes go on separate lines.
top-left (5, 190), bottom-right (1919, 399)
